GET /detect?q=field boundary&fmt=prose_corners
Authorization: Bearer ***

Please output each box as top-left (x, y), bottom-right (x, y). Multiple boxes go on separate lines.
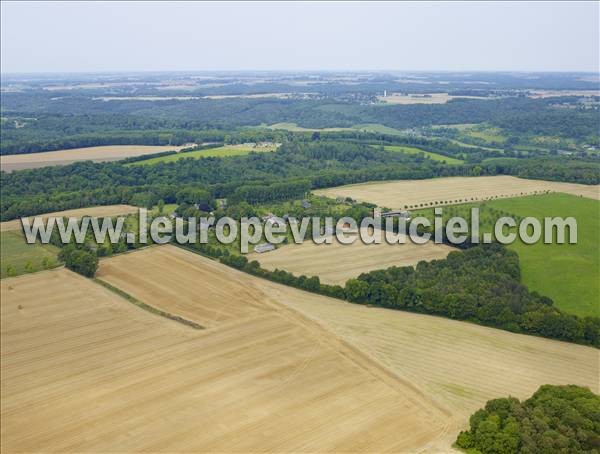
top-left (93, 278), bottom-right (204, 330)
top-left (171, 243), bottom-right (454, 418)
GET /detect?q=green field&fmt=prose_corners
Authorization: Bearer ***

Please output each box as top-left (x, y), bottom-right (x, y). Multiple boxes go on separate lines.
top-left (1, 231), bottom-right (61, 278)
top-left (263, 122), bottom-right (406, 136)
top-left (382, 145), bottom-right (464, 164)
top-left (130, 143), bottom-right (278, 165)
top-left (352, 123), bottom-right (405, 135)
top-left (417, 193), bottom-right (599, 317)
top-left (265, 122), bottom-right (352, 132)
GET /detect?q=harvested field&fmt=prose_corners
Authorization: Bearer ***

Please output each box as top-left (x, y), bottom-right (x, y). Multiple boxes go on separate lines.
top-left (0, 144), bottom-right (193, 172)
top-left (96, 245), bottom-right (273, 328)
top-left (0, 204), bottom-right (138, 232)
top-left (276, 293), bottom-right (600, 449)
top-left (315, 176), bottom-right (600, 210)
top-left (249, 228), bottom-right (454, 285)
top-left (1, 247), bottom-right (451, 452)
top-left (378, 92), bottom-right (489, 105)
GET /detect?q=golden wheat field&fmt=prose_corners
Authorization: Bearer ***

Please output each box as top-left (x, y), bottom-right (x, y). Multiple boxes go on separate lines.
top-left (0, 144), bottom-right (194, 172)
top-left (3, 245), bottom-right (597, 452)
top-left (249, 228), bottom-right (453, 285)
top-left (314, 175), bottom-right (600, 209)
top-left (278, 294), bottom-right (600, 448)
top-left (1, 247), bottom-right (449, 452)
top-left (0, 204), bottom-right (138, 232)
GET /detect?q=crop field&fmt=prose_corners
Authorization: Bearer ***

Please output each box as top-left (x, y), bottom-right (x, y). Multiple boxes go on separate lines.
top-left (378, 92), bottom-right (489, 105)
top-left (314, 176), bottom-right (600, 210)
top-left (0, 204), bottom-right (139, 232)
top-left (0, 144), bottom-right (193, 172)
top-left (0, 231), bottom-right (60, 278)
top-left (2, 249), bottom-right (450, 452)
top-left (279, 293), bottom-right (600, 448)
top-left (131, 143), bottom-right (279, 165)
top-left (382, 145), bottom-right (464, 164)
top-left (249, 228), bottom-right (454, 285)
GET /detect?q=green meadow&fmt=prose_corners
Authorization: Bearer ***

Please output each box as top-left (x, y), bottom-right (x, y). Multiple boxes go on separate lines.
top-left (131, 143), bottom-right (278, 165)
top-left (1, 231), bottom-right (61, 278)
top-left (382, 145), bottom-right (464, 164)
top-left (418, 193), bottom-right (598, 317)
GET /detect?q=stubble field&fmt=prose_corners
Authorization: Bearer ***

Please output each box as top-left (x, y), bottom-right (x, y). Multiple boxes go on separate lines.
top-left (314, 175), bottom-right (600, 209)
top-left (0, 204), bottom-right (138, 232)
top-left (249, 228), bottom-right (453, 285)
top-left (278, 293), bottom-right (600, 449)
top-left (2, 246), bottom-right (450, 452)
top-left (0, 144), bottom-right (193, 172)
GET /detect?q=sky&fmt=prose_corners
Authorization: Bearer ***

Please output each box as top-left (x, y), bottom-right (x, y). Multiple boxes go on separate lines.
top-left (1, 1), bottom-right (599, 73)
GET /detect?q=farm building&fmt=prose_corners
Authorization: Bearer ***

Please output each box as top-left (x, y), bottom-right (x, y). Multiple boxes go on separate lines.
top-left (254, 243), bottom-right (276, 253)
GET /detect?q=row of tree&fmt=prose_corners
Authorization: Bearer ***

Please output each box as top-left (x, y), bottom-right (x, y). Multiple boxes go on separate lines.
top-left (182, 241), bottom-right (600, 348)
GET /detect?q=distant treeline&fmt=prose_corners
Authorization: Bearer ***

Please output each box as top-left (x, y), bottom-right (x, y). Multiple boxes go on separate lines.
top-left (0, 141), bottom-right (469, 220)
top-left (2, 94), bottom-right (598, 154)
top-left (2, 141), bottom-right (599, 221)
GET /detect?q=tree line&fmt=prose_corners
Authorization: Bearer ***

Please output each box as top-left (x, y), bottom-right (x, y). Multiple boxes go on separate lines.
top-left (183, 241), bottom-right (600, 348)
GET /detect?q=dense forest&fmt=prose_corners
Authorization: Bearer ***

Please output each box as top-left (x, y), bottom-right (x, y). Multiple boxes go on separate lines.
top-left (2, 92), bottom-right (598, 154)
top-left (0, 142), bottom-right (470, 220)
top-left (2, 141), bottom-right (599, 221)
top-left (456, 385), bottom-right (600, 453)
top-left (344, 243), bottom-right (599, 346)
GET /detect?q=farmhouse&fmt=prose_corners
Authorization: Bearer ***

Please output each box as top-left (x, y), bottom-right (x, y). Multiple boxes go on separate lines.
top-left (254, 243), bottom-right (276, 253)
top-left (382, 210), bottom-right (411, 219)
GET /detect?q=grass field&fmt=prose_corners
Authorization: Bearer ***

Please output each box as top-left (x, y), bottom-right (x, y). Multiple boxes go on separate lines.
top-left (314, 176), bottom-right (600, 210)
top-left (249, 228), bottom-right (453, 285)
top-left (381, 145), bottom-right (464, 164)
top-left (265, 122), bottom-right (353, 132)
top-left (351, 123), bottom-right (405, 135)
top-left (0, 231), bottom-right (60, 278)
top-left (130, 143), bottom-right (278, 165)
top-left (280, 294), bottom-right (599, 449)
top-left (0, 204), bottom-right (139, 232)
top-left (462, 126), bottom-right (507, 144)
top-left (486, 194), bottom-right (598, 317)
top-left (2, 250), bottom-right (449, 452)
top-left (0, 145), bottom-right (193, 172)
top-left (412, 193), bottom-right (599, 317)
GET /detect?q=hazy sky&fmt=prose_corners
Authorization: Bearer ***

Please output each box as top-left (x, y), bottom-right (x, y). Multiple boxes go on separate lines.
top-left (1, 1), bottom-right (599, 73)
